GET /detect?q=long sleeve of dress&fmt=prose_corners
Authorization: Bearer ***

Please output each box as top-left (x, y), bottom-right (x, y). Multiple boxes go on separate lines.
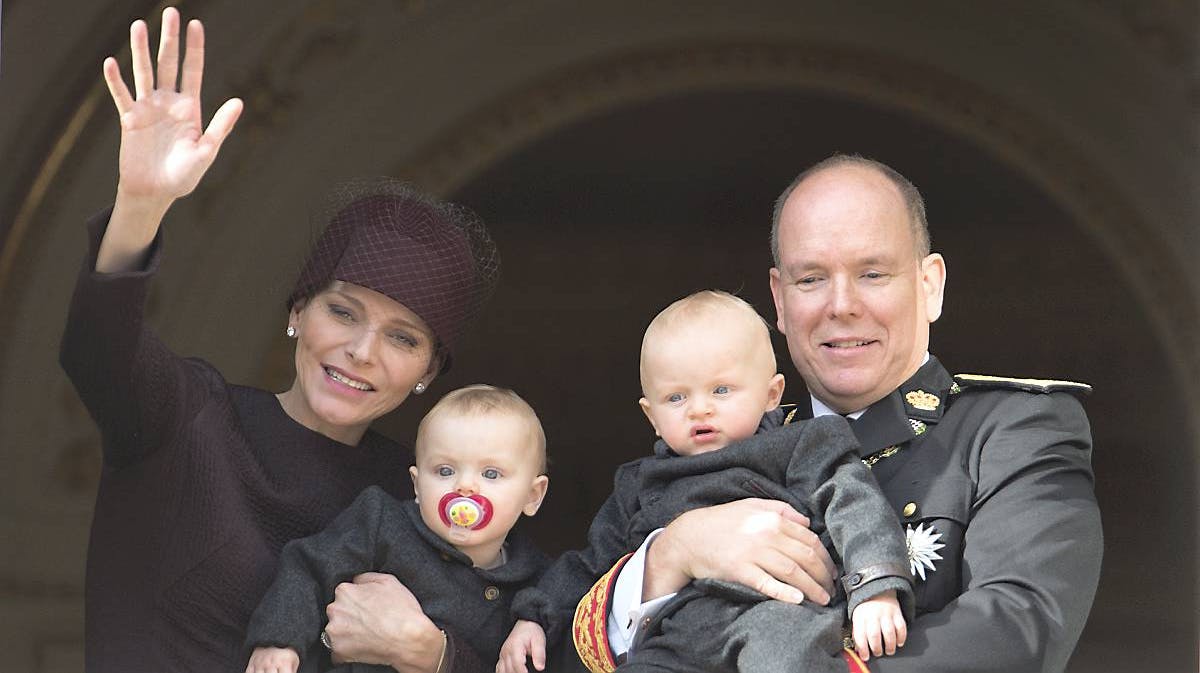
top-left (59, 208), bottom-right (215, 468)
top-left (871, 393), bottom-right (1101, 673)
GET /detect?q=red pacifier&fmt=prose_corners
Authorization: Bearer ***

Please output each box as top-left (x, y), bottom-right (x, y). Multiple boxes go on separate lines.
top-left (438, 492), bottom-right (493, 531)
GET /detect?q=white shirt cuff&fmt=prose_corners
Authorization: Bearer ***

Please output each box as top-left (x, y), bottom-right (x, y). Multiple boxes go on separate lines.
top-left (605, 529), bottom-right (677, 657)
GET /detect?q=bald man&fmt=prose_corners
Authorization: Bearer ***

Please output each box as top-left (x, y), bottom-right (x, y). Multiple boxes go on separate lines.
top-left (578, 155), bottom-right (1101, 673)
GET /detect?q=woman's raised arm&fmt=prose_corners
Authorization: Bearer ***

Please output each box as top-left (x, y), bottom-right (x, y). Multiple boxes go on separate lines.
top-left (97, 6), bottom-right (242, 273)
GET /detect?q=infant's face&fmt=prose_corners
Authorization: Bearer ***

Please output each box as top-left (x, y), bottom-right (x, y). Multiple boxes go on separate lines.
top-left (410, 412), bottom-right (547, 560)
top-left (640, 322), bottom-right (783, 456)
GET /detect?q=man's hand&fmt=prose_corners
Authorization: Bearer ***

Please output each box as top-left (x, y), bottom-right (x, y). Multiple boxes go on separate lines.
top-left (324, 572), bottom-right (445, 673)
top-left (244, 646), bottom-right (299, 673)
top-left (851, 590), bottom-right (907, 661)
top-left (496, 619), bottom-right (546, 673)
top-left (645, 498), bottom-right (836, 604)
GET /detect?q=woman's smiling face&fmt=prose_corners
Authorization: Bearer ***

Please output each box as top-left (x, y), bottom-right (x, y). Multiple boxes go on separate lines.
top-left (280, 281), bottom-right (437, 445)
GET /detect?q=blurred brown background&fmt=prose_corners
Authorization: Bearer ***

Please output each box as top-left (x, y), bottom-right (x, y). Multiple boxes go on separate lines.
top-left (1, 1), bottom-right (1196, 671)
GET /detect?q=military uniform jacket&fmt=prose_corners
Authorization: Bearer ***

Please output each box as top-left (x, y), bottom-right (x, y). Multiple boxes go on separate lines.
top-left (515, 413), bottom-right (913, 647)
top-left (245, 486), bottom-right (549, 671)
top-left (802, 356), bottom-right (1102, 673)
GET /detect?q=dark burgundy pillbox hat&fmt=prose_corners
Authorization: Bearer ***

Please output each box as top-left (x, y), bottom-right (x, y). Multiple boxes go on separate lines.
top-left (288, 177), bottom-right (500, 372)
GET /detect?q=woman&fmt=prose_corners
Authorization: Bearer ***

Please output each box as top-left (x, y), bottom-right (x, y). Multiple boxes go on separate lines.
top-left (60, 8), bottom-right (496, 673)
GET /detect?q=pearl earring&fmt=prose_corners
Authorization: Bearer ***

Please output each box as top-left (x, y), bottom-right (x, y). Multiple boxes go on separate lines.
top-left (413, 382), bottom-right (427, 394)
top-left (286, 326), bottom-right (297, 338)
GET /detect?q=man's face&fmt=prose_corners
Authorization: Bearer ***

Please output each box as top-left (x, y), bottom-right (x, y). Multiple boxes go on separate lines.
top-left (769, 165), bottom-right (946, 413)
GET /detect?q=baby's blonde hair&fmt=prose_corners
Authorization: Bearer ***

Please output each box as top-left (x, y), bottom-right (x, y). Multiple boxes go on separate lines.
top-left (640, 290), bottom-right (777, 391)
top-left (417, 384), bottom-right (547, 473)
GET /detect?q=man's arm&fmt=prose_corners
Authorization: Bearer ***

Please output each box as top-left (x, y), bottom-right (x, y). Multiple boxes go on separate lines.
top-left (872, 392), bottom-right (1101, 673)
top-left (578, 499), bottom-right (836, 672)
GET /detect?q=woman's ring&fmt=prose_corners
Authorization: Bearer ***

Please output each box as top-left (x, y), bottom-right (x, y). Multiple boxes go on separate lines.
top-left (320, 630), bottom-right (333, 651)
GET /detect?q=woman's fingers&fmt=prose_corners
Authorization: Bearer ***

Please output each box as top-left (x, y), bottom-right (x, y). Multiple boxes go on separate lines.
top-left (102, 57), bottom-right (135, 116)
top-left (180, 18), bottom-right (205, 99)
top-left (200, 97), bottom-right (244, 153)
top-left (128, 19), bottom-right (153, 99)
top-left (155, 7), bottom-right (180, 92)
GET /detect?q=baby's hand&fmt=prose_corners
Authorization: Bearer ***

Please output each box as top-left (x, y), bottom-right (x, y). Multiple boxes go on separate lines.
top-left (245, 646), bottom-right (300, 673)
top-left (850, 589), bottom-right (907, 661)
top-left (496, 619), bottom-right (547, 673)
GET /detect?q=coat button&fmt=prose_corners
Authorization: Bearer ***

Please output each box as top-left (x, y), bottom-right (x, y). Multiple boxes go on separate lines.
top-left (484, 586), bottom-right (500, 601)
top-left (902, 502), bottom-right (918, 517)
top-left (847, 573), bottom-right (863, 587)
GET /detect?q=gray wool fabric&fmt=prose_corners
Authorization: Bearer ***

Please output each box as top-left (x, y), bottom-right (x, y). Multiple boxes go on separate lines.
top-left (245, 487), bottom-right (549, 671)
top-left (513, 412), bottom-right (913, 673)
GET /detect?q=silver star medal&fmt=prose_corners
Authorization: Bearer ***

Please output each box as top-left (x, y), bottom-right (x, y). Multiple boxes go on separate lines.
top-left (906, 522), bottom-right (945, 580)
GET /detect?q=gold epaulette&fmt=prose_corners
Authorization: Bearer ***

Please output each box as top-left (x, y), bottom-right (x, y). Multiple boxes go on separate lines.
top-left (953, 373), bottom-right (1092, 397)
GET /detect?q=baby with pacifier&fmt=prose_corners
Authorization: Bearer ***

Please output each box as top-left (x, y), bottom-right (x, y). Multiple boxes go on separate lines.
top-left (245, 385), bottom-right (551, 673)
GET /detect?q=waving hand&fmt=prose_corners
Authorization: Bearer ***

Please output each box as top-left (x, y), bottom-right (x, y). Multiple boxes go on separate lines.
top-left (97, 7), bottom-right (242, 272)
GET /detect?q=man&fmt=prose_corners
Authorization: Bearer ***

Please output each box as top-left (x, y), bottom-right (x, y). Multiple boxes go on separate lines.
top-left (573, 155), bottom-right (1102, 673)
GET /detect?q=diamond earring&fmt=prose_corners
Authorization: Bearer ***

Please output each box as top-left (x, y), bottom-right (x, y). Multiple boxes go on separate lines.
top-left (286, 326), bottom-right (297, 338)
top-left (413, 382), bottom-right (427, 395)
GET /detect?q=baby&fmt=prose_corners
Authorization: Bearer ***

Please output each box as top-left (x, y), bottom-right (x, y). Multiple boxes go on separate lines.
top-left (501, 291), bottom-right (913, 673)
top-left (245, 385), bottom-right (550, 673)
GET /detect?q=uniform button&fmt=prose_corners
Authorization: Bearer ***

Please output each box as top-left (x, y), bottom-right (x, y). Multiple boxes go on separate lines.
top-left (484, 586), bottom-right (500, 601)
top-left (902, 502), bottom-right (918, 517)
top-left (847, 573), bottom-right (863, 587)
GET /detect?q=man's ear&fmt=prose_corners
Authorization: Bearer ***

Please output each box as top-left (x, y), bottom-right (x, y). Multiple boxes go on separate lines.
top-left (921, 253), bottom-right (948, 324)
top-left (638, 398), bottom-right (661, 437)
top-left (765, 373), bottom-right (786, 411)
top-left (769, 267), bottom-right (787, 334)
top-left (408, 466), bottom-right (420, 504)
top-left (523, 475), bottom-right (550, 516)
